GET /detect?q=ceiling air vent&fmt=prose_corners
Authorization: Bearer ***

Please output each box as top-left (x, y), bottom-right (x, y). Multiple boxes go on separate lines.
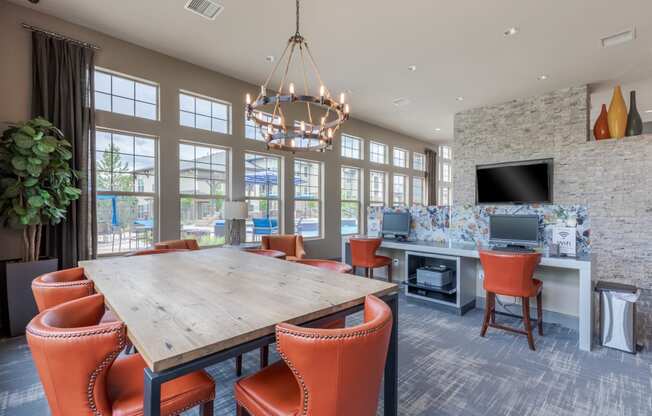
top-left (392, 97), bottom-right (411, 107)
top-left (185, 0), bottom-right (224, 20)
top-left (601, 28), bottom-right (636, 48)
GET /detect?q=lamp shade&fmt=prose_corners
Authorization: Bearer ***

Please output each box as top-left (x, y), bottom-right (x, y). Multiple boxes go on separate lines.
top-left (224, 201), bottom-right (248, 220)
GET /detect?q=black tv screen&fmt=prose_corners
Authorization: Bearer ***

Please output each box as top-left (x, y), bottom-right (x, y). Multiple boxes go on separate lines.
top-left (476, 159), bottom-right (552, 204)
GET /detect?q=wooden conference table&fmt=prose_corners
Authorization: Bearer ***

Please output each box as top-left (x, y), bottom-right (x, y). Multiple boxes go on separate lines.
top-left (80, 248), bottom-right (400, 416)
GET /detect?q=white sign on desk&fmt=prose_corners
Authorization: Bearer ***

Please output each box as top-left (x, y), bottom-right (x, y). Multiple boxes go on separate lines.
top-left (552, 226), bottom-right (576, 257)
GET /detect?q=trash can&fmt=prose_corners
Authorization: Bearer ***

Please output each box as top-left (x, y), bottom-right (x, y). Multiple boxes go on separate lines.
top-left (596, 281), bottom-right (640, 354)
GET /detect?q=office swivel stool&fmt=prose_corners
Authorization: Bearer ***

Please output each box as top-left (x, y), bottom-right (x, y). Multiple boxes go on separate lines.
top-left (478, 250), bottom-right (544, 351)
top-left (349, 237), bottom-right (393, 282)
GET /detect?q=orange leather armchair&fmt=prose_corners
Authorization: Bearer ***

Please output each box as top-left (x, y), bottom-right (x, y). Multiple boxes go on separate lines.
top-left (479, 250), bottom-right (544, 350)
top-left (261, 235), bottom-right (306, 261)
top-left (125, 248), bottom-right (190, 256)
top-left (234, 295), bottom-right (392, 416)
top-left (31, 267), bottom-right (94, 313)
top-left (350, 237), bottom-right (393, 282)
top-left (154, 239), bottom-right (200, 250)
top-left (26, 294), bottom-right (215, 416)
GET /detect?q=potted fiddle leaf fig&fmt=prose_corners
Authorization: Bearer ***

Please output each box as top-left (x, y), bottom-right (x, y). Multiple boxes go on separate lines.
top-left (0, 117), bottom-right (81, 336)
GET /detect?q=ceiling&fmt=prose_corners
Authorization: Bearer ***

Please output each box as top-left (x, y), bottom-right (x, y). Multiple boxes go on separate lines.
top-left (12, 0), bottom-right (652, 143)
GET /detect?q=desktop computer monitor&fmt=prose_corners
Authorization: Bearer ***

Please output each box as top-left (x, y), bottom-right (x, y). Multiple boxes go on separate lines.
top-left (382, 211), bottom-right (411, 239)
top-left (489, 215), bottom-right (539, 247)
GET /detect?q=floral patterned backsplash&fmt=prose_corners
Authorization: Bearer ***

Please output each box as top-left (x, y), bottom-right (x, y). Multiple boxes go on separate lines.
top-left (367, 204), bottom-right (591, 255)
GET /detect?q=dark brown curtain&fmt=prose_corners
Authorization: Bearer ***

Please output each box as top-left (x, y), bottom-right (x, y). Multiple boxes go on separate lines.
top-left (31, 32), bottom-right (96, 268)
top-left (425, 148), bottom-right (437, 206)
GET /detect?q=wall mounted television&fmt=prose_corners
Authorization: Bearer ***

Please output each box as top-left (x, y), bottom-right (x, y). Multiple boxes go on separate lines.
top-left (476, 159), bottom-right (553, 204)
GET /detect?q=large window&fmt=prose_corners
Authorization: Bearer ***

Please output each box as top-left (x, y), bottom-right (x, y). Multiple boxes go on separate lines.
top-left (95, 129), bottom-right (157, 255)
top-left (179, 91), bottom-right (231, 134)
top-left (341, 166), bottom-right (362, 235)
top-left (244, 153), bottom-right (282, 242)
top-left (94, 69), bottom-right (158, 120)
top-left (369, 170), bottom-right (386, 206)
top-left (413, 176), bottom-right (425, 205)
top-left (341, 134), bottom-right (363, 160)
top-left (245, 111), bottom-right (281, 141)
top-left (393, 174), bottom-right (408, 206)
top-left (369, 141), bottom-right (388, 164)
top-left (179, 142), bottom-right (229, 246)
top-left (294, 159), bottom-right (322, 238)
top-left (438, 145), bottom-right (452, 206)
top-left (413, 152), bottom-right (426, 171)
top-left (393, 147), bottom-right (408, 168)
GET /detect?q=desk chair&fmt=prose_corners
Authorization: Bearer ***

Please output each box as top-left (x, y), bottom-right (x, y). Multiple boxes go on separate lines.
top-left (479, 250), bottom-right (544, 351)
top-left (349, 237), bottom-right (392, 282)
top-left (154, 238), bottom-right (200, 250)
top-left (261, 235), bottom-right (306, 261)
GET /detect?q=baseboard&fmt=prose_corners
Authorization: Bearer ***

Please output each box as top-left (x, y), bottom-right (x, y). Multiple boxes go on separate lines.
top-left (475, 296), bottom-right (579, 331)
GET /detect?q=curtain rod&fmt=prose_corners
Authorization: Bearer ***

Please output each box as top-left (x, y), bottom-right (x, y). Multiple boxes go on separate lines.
top-left (22, 23), bottom-right (100, 50)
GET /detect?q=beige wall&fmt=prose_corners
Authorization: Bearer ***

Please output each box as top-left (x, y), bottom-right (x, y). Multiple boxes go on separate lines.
top-left (0, 1), bottom-right (434, 261)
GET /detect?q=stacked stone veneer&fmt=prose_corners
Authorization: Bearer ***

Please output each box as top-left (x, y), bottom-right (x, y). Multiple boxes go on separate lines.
top-left (454, 85), bottom-right (652, 288)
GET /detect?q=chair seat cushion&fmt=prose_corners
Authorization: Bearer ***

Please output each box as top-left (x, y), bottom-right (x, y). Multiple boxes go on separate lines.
top-left (372, 255), bottom-right (392, 268)
top-left (235, 361), bottom-right (300, 416)
top-left (107, 354), bottom-right (215, 416)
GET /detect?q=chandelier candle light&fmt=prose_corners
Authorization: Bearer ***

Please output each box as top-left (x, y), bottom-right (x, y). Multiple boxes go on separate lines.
top-left (245, 0), bottom-right (349, 152)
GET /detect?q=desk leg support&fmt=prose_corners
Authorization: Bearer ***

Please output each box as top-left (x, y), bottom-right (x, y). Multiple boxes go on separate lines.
top-left (144, 368), bottom-right (162, 416)
top-left (578, 264), bottom-right (593, 352)
top-left (384, 293), bottom-right (398, 416)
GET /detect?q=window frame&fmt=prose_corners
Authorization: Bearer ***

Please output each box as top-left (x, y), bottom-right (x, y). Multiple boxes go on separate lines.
top-left (392, 173), bottom-right (409, 207)
top-left (369, 170), bottom-right (387, 207)
top-left (369, 141), bottom-right (388, 165)
top-left (412, 176), bottom-right (426, 205)
top-left (95, 127), bottom-right (159, 256)
top-left (293, 158), bottom-right (324, 240)
top-left (245, 110), bottom-right (281, 141)
top-left (438, 145), bottom-right (453, 206)
top-left (179, 89), bottom-right (233, 135)
top-left (392, 147), bottom-right (409, 168)
top-left (413, 152), bottom-right (426, 171)
top-left (244, 151), bottom-right (284, 242)
top-left (94, 67), bottom-right (160, 121)
top-left (340, 133), bottom-right (364, 160)
top-left (178, 140), bottom-right (232, 247)
top-left (340, 165), bottom-right (363, 235)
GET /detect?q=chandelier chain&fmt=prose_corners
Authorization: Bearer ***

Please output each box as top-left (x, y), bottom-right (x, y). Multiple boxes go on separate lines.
top-left (295, 0), bottom-right (300, 36)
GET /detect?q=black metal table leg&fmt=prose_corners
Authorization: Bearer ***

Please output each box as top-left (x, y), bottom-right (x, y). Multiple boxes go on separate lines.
top-left (144, 368), bottom-right (162, 416)
top-left (384, 293), bottom-right (399, 416)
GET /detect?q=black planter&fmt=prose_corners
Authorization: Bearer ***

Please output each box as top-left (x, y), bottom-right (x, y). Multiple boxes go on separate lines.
top-left (1, 258), bottom-right (58, 337)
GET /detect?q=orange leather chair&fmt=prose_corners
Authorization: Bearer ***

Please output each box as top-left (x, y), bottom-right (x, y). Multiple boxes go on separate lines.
top-left (479, 250), bottom-right (544, 350)
top-left (125, 248), bottom-right (190, 256)
top-left (350, 237), bottom-right (393, 282)
top-left (234, 295), bottom-right (392, 416)
top-left (154, 239), bottom-right (200, 250)
top-left (261, 235), bottom-right (306, 261)
top-left (243, 248), bottom-right (287, 259)
top-left (294, 259), bottom-right (353, 274)
top-left (26, 294), bottom-right (215, 416)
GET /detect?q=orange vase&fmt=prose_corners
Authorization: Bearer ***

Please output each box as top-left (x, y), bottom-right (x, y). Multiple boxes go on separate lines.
top-left (607, 86), bottom-right (627, 139)
top-left (593, 104), bottom-right (611, 140)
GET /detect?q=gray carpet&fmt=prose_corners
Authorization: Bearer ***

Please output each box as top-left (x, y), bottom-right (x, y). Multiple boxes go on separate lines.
top-left (1, 291), bottom-right (651, 416)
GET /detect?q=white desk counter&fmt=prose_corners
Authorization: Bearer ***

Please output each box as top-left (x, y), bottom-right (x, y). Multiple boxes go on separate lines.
top-left (342, 237), bottom-right (595, 352)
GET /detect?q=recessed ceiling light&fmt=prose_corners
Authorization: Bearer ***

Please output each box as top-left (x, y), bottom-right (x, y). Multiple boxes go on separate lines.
top-left (435, 128), bottom-right (442, 132)
top-left (504, 27), bottom-right (519, 36)
top-left (407, 65), bottom-right (417, 72)
top-left (456, 96), bottom-right (464, 102)
top-left (392, 97), bottom-right (411, 107)
top-left (537, 74), bottom-right (549, 81)
top-left (265, 55), bottom-right (275, 63)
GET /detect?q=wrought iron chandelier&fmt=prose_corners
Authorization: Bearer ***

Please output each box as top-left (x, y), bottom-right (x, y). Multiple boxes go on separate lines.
top-left (245, 0), bottom-right (349, 152)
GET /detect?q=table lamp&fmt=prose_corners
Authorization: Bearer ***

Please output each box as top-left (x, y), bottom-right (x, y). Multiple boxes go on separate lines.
top-left (224, 201), bottom-right (248, 246)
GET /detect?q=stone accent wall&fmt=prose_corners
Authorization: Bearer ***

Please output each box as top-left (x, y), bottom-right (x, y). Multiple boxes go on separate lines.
top-left (453, 85), bottom-right (652, 288)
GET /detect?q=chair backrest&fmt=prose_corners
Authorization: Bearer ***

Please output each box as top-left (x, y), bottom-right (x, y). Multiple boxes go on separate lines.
top-left (349, 237), bottom-right (382, 268)
top-left (276, 295), bottom-right (392, 416)
top-left (124, 248), bottom-right (190, 257)
top-left (154, 239), bottom-right (200, 250)
top-left (31, 267), bottom-right (94, 312)
top-left (26, 294), bottom-right (125, 416)
top-left (295, 259), bottom-right (353, 274)
top-left (479, 250), bottom-right (542, 297)
top-left (261, 235), bottom-right (306, 259)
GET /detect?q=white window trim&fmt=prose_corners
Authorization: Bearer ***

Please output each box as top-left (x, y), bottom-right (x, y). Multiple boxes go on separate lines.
top-left (95, 67), bottom-right (160, 121)
top-left (369, 140), bottom-right (388, 165)
top-left (412, 176), bottom-right (426, 205)
top-left (293, 158), bottom-right (324, 240)
top-left (413, 152), bottom-right (426, 171)
top-left (244, 151), bottom-right (284, 239)
top-left (392, 147), bottom-right (409, 169)
top-left (340, 133), bottom-right (364, 160)
top-left (179, 89), bottom-right (233, 135)
top-left (392, 173), bottom-right (409, 207)
top-left (369, 170), bottom-right (387, 206)
top-left (341, 165), bottom-right (364, 235)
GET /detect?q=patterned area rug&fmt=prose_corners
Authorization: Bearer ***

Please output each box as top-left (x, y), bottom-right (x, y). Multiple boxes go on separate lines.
top-left (1, 291), bottom-right (650, 416)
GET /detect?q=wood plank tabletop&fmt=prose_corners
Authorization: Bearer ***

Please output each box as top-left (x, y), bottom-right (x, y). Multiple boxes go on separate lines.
top-left (79, 248), bottom-right (398, 372)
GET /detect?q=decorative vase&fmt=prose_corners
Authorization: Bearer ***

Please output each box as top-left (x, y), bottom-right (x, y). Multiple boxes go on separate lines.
top-left (607, 86), bottom-right (627, 139)
top-left (626, 90), bottom-right (643, 137)
top-left (593, 104), bottom-right (611, 140)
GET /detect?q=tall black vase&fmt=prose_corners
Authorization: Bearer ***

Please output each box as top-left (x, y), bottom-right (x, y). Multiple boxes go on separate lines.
top-left (626, 91), bottom-right (643, 137)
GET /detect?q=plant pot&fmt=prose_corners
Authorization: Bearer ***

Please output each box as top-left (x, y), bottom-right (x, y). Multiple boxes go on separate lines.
top-left (1, 258), bottom-right (58, 337)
